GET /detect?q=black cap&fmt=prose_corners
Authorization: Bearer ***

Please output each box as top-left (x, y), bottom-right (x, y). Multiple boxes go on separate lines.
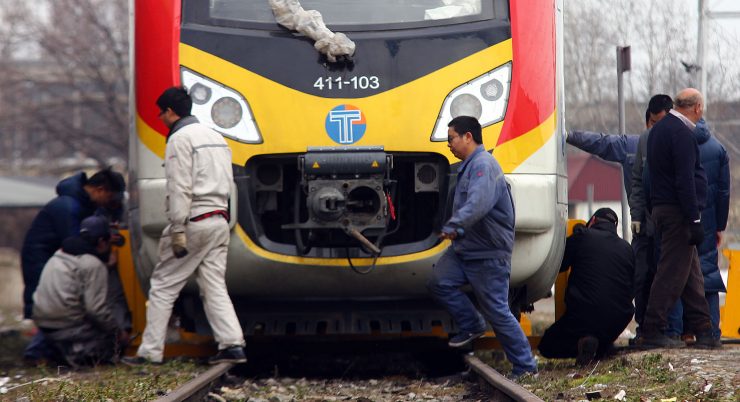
top-left (80, 216), bottom-right (111, 240)
top-left (591, 207), bottom-right (618, 225)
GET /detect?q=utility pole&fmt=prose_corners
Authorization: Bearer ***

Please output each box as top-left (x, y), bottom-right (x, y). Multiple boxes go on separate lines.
top-left (617, 46), bottom-right (631, 241)
top-left (697, 0), bottom-right (707, 110)
top-left (697, 0), bottom-right (740, 112)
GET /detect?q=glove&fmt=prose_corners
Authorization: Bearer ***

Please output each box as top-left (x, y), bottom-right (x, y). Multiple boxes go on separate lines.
top-left (171, 232), bottom-right (188, 258)
top-left (688, 221), bottom-right (704, 246)
top-left (631, 221), bottom-right (641, 236)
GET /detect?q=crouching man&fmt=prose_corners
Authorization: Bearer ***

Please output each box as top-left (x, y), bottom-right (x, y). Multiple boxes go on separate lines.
top-left (538, 208), bottom-right (635, 365)
top-left (32, 216), bottom-right (128, 367)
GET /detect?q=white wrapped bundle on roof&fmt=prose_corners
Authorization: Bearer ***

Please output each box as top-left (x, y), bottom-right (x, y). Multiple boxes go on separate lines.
top-left (269, 0), bottom-right (355, 63)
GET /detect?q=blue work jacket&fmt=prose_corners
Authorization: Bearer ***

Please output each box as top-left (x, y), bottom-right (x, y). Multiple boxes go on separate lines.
top-left (442, 145), bottom-right (515, 260)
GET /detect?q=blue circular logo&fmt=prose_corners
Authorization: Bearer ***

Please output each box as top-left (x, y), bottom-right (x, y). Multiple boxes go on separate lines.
top-left (325, 105), bottom-right (367, 144)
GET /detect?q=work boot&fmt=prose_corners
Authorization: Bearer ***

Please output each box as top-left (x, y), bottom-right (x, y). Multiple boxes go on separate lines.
top-left (693, 332), bottom-right (722, 349)
top-left (638, 333), bottom-right (686, 349)
top-left (448, 331), bottom-right (485, 348)
top-left (575, 336), bottom-right (599, 366)
top-left (208, 346), bottom-right (247, 365)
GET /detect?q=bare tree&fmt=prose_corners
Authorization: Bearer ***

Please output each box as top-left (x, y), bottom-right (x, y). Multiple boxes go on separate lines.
top-left (0, 0), bottom-right (128, 172)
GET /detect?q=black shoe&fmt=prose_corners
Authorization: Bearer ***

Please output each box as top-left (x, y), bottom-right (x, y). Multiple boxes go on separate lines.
top-left (693, 333), bottom-right (722, 349)
top-left (638, 333), bottom-right (686, 349)
top-left (448, 331), bottom-right (485, 348)
top-left (575, 336), bottom-right (599, 366)
top-left (121, 356), bottom-right (161, 367)
top-left (208, 346), bottom-right (247, 365)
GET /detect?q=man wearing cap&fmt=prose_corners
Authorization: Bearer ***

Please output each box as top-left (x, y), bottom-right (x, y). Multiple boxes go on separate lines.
top-left (538, 208), bottom-right (635, 365)
top-left (32, 216), bottom-right (128, 367)
top-left (21, 167), bottom-right (126, 362)
top-left (123, 86), bottom-right (246, 366)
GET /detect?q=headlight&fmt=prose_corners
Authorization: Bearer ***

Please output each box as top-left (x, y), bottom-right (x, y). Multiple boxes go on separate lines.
top-left (430, 62), bottom-right (512, 141)
top-left (181, 68), bottom-right (262, 143)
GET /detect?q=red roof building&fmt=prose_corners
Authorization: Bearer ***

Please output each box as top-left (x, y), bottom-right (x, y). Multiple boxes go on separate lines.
top-left (568, 152), bottom-right (623, 203)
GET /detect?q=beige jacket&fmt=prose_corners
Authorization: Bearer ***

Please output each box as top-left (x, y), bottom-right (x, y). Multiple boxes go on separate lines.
top-left (32, 248), bottom-right (117, 332)
top-left (165, 118), bottom-right (233, 233)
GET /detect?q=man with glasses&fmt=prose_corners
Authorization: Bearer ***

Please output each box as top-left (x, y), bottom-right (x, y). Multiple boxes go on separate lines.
top-left (428, 116), bottom-right (537, 380)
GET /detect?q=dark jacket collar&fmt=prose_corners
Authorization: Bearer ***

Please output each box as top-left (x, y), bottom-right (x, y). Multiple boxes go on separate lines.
top-left (61, 236), bottom-right (104, 261)
top-left (166, 115), bottom-right (199, 142)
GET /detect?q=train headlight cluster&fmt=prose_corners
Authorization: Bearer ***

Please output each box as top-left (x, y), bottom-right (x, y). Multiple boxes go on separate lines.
top-left (430, 62), bottom-right (512, 142)
top-left (181, 68), bottom-right (262, 143)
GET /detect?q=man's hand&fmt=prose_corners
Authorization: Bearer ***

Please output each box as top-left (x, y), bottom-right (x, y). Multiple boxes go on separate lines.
top-left (631, 221), bottom-right (641, 236)
top-left (717, 231), bottom-right (723, 247)
top-left (688, 221), bottom-right (704, 246)
top-left (171, 232), bottom-right (188, 258)
top-left (439, 231), bottom-right (458, 240)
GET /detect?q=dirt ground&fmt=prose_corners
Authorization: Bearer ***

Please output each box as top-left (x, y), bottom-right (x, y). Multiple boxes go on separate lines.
top-left (1, 248), bottom-right (739, 401)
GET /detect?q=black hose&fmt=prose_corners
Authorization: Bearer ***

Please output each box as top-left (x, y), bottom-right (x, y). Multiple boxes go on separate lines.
top-left (294, 181), bottom-right (311, 256)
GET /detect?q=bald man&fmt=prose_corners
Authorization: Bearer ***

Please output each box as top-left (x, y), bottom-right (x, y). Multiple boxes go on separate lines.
top-left (640, 88), bottom-right (719, 350)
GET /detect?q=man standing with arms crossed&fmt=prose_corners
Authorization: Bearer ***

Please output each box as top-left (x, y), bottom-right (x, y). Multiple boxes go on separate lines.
top-left (123, 87), bottom-right (246, 365)
top-left (640, 88), bottom-right (719, 349)
top-left (428, 116), bottom-right (537, 380)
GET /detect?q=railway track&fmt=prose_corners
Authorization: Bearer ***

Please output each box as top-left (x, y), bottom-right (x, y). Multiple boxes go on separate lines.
top-left (152, 350), bottom-right (544, 401)
top-left (153, 362), bottom-right (234, 402)
top-left (464, 355), bottom-right (544, 402)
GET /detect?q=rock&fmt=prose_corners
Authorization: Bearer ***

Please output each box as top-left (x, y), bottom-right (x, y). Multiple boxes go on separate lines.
top-left (614, 389), bottom-right (626, 400)
top-left (369, 379), bottom-right (379, 386)
top-left (408, 392), bottom-right (417, 399)
top-left (585, 391), bottom-right (601, 400)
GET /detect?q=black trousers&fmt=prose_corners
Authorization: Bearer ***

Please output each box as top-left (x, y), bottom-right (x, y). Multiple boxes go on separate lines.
top-left (632, 233), bottom-right (657, 329)
top-left (538, 309), bottom-right (632, 358)
top-left (642, 205), bottom-right (711, 335)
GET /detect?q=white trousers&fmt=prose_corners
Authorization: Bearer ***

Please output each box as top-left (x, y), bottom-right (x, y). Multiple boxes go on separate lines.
top-left (136, 217), bottom-right (244, 362)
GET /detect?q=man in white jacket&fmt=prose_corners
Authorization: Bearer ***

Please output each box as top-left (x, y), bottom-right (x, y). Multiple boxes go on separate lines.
top-left (124, 87), bottom-right (246, 365)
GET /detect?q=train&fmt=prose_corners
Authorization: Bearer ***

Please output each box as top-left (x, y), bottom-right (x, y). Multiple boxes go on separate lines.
top-left (126, 0), bottom-right (567, 338)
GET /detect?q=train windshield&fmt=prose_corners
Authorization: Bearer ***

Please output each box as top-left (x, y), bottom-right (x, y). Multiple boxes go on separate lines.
top-left (206, 0), bottom-right (499, 28)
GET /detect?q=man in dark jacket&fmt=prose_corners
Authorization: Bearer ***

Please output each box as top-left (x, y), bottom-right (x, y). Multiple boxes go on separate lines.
top-left (665, 119), bottom-right (730, 341)
top-left (641, 88), bottom-right (718, 349)
top-left (567, 94), bottom-right (673, 343)
top-left (427, 116), bottom-right (537, 380)
top-left (629, 94), bottom-right (673, 341)
top-left (21, 168), bottom-right (125, 361)
top-left (538, 208), bottom-right (634, 365)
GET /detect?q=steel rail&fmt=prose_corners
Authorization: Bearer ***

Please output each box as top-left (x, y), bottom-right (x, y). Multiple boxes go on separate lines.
top-left (464, 355), bottom-right (544, 402)
top-left (153, 362), bottom-right (234, 402)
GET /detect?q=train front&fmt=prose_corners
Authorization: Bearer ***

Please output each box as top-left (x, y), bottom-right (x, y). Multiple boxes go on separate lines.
top-left (130, 0), bottom-right (567, 335)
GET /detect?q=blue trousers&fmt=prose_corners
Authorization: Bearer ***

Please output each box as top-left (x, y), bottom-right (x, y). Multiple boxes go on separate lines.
top-left (428, 250), bottom-right (537, 375)
top-left (665, 292), bottom-right (721, 339)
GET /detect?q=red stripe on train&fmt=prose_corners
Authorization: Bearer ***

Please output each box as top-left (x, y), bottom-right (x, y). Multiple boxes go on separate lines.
top-left (134, 0), bottom-right (182, 137)
top-left (498, 0), bottom-right (557, 146)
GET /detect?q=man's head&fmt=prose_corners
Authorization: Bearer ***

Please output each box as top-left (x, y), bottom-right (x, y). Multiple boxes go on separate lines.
top-left (447, 116), bottom-right (482, 161)
top-left (646, 94), bottom-right (673, 129)
top-left (674, 88), bottom-right (704, 124)
top-left (588, 207), bottom-right (618, 228)
top-left (156, 86), bottom-right (192, 128)
top-left (85, 168), bottom-right (126, 208)
top-left (79, 215), bottom-right (112, 255)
